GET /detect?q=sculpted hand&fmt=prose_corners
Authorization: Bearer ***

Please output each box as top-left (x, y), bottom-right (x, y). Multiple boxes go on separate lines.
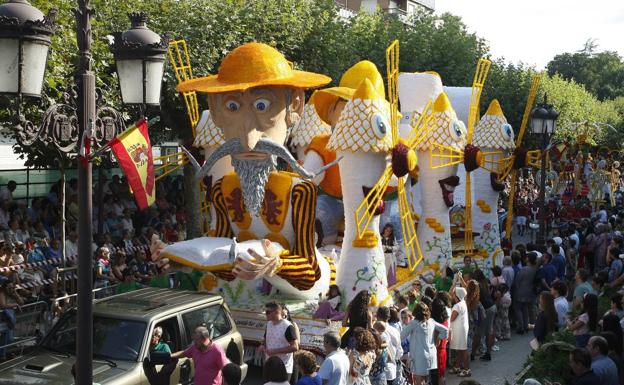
top-left (232, 239), bottom-right (282, 280)
top-left (150, 234), bottom-right (170, 272)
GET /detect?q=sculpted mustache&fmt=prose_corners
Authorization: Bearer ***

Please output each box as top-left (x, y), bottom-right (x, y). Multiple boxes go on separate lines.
top-left (193, 138), bottom-right (314, 180)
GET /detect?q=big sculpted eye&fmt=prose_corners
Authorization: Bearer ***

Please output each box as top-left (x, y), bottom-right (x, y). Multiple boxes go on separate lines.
top-left (501, 123), bottom-right (513, 141)
top-left (449, 120), bottom-right (465, 141)
top-left (371, 113), bottom-right (389, 139)
top-left (254, 99), bottom-right (271, 111)
top-left (226, 101), bottom-right (240, 111)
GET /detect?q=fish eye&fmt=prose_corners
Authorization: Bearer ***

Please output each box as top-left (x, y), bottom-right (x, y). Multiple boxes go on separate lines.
top-left (449, 120), bottom-right (465, 141)
top-left (501, 123), bottom-right (513, 141)
top-left (371, 113), bottom-right (389, 139)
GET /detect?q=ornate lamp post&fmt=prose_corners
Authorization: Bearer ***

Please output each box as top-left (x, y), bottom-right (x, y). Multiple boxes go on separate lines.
top-left (0, 0), bottom-right (55, 98)
top-left (110, 11), bottom-right (168, 116)
top-left (530, 95), bottom-right (559, 244)
top-left (0, 1), bottom-right (167, 383)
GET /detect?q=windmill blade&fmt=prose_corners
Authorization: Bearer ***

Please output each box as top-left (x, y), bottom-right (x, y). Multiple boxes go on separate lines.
top-left (406, 100), bottom-right (435, 149)
top-left (355, 167), bottom-right (394, 239)
top-left (479, 150), bottom-right (505, 173)
top-left (496, 155), bottom-right (515, 181)
top-left (397, 180), bottom-right (424, 271)
top-left (464, 171), bottom-right (474, 255)
top-left (430, 143), bottom-right (465, 169)
top-left (386, 40), bottom-right (400, 145)
top-left (466, 58), bottom-right (492, 144)
top-left (504, 170), bottom-right (518, 239)
top-left (515, 75), bottom-right (542, 147)
top-left (168, 40), bottom-right (200, 132)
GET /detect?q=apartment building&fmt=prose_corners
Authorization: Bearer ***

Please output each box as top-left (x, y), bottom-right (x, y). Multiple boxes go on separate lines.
top-left (335, 0), bottom-right (435, 18)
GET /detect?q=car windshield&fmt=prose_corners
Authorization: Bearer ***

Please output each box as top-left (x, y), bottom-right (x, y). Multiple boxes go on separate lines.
top-left (41, 310), bottom-right (146, 361)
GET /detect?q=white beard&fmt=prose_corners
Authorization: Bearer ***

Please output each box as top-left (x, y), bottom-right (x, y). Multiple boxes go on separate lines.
top-left (231, 157), bottom-right (275, 217)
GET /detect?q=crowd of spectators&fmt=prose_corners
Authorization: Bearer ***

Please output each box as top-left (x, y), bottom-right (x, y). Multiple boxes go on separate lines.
top-left (0, 175), bottom-right (190, 359)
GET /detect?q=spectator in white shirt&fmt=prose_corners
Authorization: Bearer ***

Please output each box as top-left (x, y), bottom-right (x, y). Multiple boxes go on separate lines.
top-left (551, 281), bottom-right (569, 328)
top-left (318, 331), bottom-right (350, 385)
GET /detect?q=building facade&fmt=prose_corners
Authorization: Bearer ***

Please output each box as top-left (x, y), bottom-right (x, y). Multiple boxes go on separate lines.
top-left (335, 0), bottom-right (435, 17)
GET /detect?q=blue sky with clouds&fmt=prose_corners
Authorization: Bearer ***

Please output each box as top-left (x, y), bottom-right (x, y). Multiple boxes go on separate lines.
top-left (435, 0), bottom-right (624, 69)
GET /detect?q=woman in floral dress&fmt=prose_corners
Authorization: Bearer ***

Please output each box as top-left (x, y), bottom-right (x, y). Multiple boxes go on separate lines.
top-left (369, 324), bottom-right (388, 385)
top-left (348, 327), bottom-right (376, 385)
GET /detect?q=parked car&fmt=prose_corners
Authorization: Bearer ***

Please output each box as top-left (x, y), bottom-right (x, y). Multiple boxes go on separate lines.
top-left (0, 287), bottom-right (248, 384)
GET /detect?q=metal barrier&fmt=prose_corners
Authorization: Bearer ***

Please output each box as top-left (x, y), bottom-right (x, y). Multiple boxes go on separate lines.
top-left (0, 301), bottom-right (49, 358)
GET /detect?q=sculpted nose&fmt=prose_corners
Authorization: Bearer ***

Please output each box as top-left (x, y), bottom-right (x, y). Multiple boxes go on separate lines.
top-left (239, 114), bottom-right (262, 151)
top-left (243, 130), bottom-right (263, 151)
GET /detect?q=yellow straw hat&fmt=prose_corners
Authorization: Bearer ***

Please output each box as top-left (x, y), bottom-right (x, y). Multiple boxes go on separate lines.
top-left (313, 60), bottom-right (385, 124)
top-left (176, 42), bottom-right (331, 93)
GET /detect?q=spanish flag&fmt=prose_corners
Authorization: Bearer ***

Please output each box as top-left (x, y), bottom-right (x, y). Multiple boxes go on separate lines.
top-left (110, 119), bottom-right (155, 210)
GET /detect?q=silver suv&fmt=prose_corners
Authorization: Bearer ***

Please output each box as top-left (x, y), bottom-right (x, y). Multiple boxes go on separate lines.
top-left (0, 287), bottom-right (248, 384)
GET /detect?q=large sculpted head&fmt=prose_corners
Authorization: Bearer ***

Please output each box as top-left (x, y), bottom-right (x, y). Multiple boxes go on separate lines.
top-left (177, 43), bottom-right (331, 215)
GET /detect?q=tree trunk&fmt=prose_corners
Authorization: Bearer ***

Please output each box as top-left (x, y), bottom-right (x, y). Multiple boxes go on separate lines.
top-left (183, 163), bottom-right (202, 239)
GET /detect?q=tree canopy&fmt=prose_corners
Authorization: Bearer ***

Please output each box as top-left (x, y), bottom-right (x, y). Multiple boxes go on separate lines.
top-left (3, 0), bottom-right (624, 166)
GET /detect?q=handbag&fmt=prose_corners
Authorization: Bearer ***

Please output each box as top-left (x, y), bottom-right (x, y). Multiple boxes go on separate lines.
top-left (529, 338), bottom-right (540, 351)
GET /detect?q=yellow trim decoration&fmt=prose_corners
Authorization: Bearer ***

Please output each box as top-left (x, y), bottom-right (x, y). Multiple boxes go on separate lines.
top-left (352, 230), bottom-right (379, 248)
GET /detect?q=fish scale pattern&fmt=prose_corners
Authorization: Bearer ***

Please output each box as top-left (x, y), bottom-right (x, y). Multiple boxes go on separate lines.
top-left (327, 98), bottom-right (393, 153)
top-left (193, 111), bottom-right (225, 147)
top-left (291, 104), bottom-right (331, 147)
top-left (473, 114), bottom-right (515, 150)
top-left (414, 109), bottom-right (466, 151)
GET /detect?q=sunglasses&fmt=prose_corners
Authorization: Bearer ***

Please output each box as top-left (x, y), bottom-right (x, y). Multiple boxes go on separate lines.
top-left (265, 309), bottom-right (276, 315)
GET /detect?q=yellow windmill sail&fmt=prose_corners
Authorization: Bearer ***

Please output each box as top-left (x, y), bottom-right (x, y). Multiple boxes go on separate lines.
top-left (501, 75), bottom-right (541, 239)
top-left (167, 40), bottom-right (213, 233)
top-left (354, 40), bottom-right (433, 272)
top-left (168, 40), bottom-right (200, 133)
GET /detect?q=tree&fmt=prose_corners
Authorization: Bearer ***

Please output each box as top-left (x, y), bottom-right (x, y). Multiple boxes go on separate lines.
top-left (539, 74), bottom-right (620, 144)
top-left (547, 43), bottom-right (624, 101)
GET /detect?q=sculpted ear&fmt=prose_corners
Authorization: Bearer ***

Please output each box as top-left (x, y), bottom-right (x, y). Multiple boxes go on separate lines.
top-left (286, 88), bottom-right (305, 127)
top-left (207, 94), bottom-right (227, 128)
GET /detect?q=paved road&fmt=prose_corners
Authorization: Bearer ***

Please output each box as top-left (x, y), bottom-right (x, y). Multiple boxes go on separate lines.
top-left (446, 333), bottom-right (533, 385)
top-left (243, 332), bottom-right (532, 385)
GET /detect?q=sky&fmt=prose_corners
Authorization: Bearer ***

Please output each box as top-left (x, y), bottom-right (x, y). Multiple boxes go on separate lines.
top-left (434, 0), bottom-right (624, 69)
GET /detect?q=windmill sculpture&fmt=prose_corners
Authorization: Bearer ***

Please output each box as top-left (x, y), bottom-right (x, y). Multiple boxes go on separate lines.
top-left (496, 75), bottom-right (543, 241)
top-left (429, 59), bottom-right (499, 257)
top-left (355, 40), bottom-right (434, 274)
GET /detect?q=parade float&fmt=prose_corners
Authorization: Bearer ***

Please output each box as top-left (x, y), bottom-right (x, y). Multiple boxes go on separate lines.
top-left (155, 40), bottom-right (441, 357)
top-left (158, 39), bottom-right (503, 357)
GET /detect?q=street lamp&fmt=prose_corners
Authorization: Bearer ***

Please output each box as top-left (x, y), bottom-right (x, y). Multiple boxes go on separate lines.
top-left (0, 1), bottom-right (167, 384)
top-left (530, 95), bottom-right (559, 244)
top-left (110, 11), bottom-right (168, 113)
top-left (0, 0), bottom-right (55, 97)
